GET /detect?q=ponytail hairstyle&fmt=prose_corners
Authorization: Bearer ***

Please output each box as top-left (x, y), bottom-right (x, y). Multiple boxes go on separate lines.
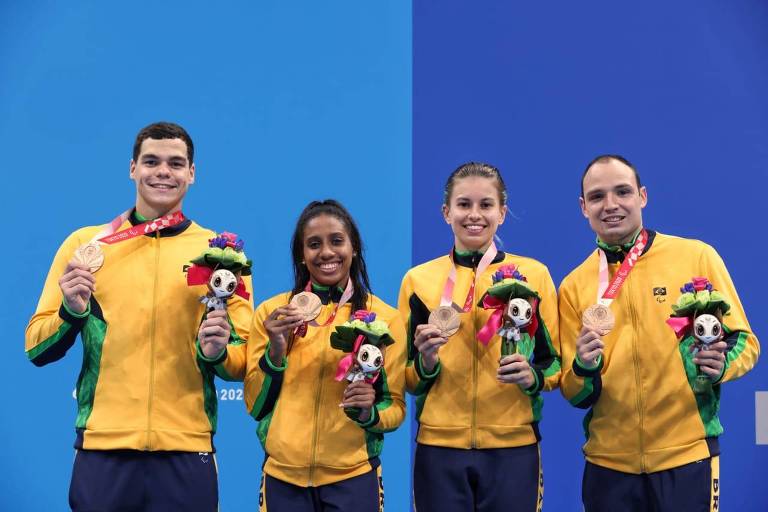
top-left (290, 200), bottom-right (371, 312)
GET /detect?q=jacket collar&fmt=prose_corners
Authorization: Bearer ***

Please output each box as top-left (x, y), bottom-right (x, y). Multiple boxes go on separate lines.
top-left (311, 282), bottom-right (344, 305)
top-left (130, 209), bottom-right (192, 238)
top-left (453, 247), bottom-right (506, 268)
top-left (598, 229), bottom-right (656, 263)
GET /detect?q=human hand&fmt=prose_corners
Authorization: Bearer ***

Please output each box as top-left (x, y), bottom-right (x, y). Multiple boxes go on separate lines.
top-left (264, 304), bottom-right (304, 365)
top-left (59, 262), bottom-right (95, 314)
top-left (199, 309), bottom-right (231, 358)
top-left (414, 323), bottom-right (448, 373)
top-left (340, 380), bottom-right (376, 422)
top-left (497, 353), bottom-right (535, 388)
top-left (694, 340), bottom-right (727, 379)
top-left (576, 325), bottom-right (605, 369)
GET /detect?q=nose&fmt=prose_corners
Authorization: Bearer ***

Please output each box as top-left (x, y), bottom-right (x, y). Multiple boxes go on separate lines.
top-left (155, 161), bottom-right (171, 176)
top-left (603, 192), bottom-right (619, 210)
top-left (319, 243), bottom-right (335, 259)
top-left (468, 205), bottom-right (482, 219)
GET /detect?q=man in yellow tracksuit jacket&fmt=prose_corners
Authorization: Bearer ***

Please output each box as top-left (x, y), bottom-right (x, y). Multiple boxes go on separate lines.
top-left (560, 154), bottom-right (759, 511)
top-left (25, 122), bottom-right (252, 511)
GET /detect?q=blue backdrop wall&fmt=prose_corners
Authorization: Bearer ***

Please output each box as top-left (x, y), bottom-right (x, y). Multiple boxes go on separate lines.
top-left (2, 0), bottom-right (766, 510)
top-left (413, 1), bottom-right (767, 510)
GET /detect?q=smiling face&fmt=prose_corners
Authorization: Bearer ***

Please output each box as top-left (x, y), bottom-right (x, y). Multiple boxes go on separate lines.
top-left (580, 158), bottom-right (647, 245)
top-left (442, 176), bottom-right (507, 252)
top-left (302, 214), bottom-right (354, 287)
top-left (130, 137), bottom-right (195, 219)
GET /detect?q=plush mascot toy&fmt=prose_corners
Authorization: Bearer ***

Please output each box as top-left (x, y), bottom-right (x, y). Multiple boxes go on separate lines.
top-left (477, 264), bottom-right (540, 357)
top-left (330, 310), bottom-right (394, 421)
top-left (187, 232), bottom-right (251, 311)
top-left (666, 277), bottom-right (730, 395)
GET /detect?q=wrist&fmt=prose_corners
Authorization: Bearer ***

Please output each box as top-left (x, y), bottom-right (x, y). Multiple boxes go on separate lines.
top-left (417, 353), bottom-right (441, 380)
top-left (197, 340), bottom-right (227, 365)
top-left (421, 353), bottom-right (438, 373)
top-left (62, 299), bottom-right (90, 318)
top-left (576, 353), bottom-right (601, 370)
top-left (357, 408), bottom-right (371, 423)
top-left (201, 343), bottom-right (225, 360)
top-left (264, 342), bottom-right (288, 372)
top-left (268, 343), bottom-right (286, 366)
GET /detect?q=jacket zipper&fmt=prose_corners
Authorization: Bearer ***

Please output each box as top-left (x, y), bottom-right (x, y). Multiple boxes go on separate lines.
top-left (626, 275), bottom-right (646, 472)
top-left (146, 232), bottom-right (161, 450)
top-left (471, 266), bottom-right (478, 449)
top-left (308, 335), bottom-right (327, 486)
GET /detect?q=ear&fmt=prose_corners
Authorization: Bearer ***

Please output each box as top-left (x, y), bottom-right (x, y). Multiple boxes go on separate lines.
top-left (441, 204), bottom-right (451, 224)
top-left (497, 204), bottom-right (508, 226)
top-left (639, 186), bottom-right (647, 208)
top-left (579, 196), bottom-right (588, 219)
top-left (129, 159), bottom-right (136, 180)
top-left (188, 163), bottom-right (196, 185)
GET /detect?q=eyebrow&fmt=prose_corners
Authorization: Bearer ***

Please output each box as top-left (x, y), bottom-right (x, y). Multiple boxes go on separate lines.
top-left (585, 182), bottom-right (634, 195)
top-left (305, 231), bottom-right (346, 240)
top-left (140, 153), bottom-right (187, 163)
top-left (455, 195), bottom-right (497, 201)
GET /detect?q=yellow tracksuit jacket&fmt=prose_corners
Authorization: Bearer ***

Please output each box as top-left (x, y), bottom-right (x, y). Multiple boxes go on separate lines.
top-left (398, 249), bottom-right (560, 449)
top-left (559, 231), bottom-right (760, 473)
top-left (25, 212), bottom-right (253, 452)
top-left (238, 288), bottom-right (406, 487)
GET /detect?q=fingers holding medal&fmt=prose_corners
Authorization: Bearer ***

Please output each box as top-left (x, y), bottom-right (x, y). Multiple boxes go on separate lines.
top-left (414, 306), bottom-right (459, 373)
top-left (73, 242), bottom-right (105, 273)
top-left (429, 306), bottom-right (461, 338)
top-left (290, 291), bottom-right (322, 323)
top-left (577, 304), bottom-right (612, 369)
top-left (59, 243), bottom-right (101, 315)
top-left (582, 303), bottom-right (615, 335)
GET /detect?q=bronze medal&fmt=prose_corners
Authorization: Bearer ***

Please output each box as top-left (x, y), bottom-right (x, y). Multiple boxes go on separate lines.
top-left (429, 306), bottom-right (461, 338)
top-left (290, 291), bottom-right (322, 322)
top-left (73, 243), bottom-right (105, 273)
top-left (582, 303), bottom-right (615, 334)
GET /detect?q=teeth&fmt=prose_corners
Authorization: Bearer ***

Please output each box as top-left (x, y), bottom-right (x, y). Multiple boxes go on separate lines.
top-left (320, 263), bottom-right (340, 270)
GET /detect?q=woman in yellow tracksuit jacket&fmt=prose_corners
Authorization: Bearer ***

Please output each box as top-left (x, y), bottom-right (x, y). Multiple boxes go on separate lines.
top-left (399, 162), bottom-right (560, 512)
top-left (242, 200), bottom-right (405, 511)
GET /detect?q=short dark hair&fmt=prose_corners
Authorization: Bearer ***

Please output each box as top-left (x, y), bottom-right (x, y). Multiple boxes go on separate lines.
top-left (290, 200), bottom-right (371, 313)
top-left (443, 162), bottom-right (508, 205)
top-left (580, 154), bottom-right (642, 198)
top-left (132, 122), bottom-right (194, 164)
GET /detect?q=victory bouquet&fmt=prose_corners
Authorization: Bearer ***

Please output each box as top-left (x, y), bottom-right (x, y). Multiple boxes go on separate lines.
top-left (477, 264), bottom-right (540, 357)
top-left (666, 277), bottom-right (730, 395)
top-left (186, 232), bottom-right (252, 311)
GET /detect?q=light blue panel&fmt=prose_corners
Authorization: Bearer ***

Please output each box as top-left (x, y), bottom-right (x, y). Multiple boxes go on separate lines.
top-left (1, 1), bottom-right (411, 510)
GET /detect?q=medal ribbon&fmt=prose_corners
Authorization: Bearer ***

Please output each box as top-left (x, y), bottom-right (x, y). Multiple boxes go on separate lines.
top-left (295, 277), bottom-right (355, 337)
top-left (596, 229), bottom-right (648, 306)
top-left (98, 211), bottom-right (185, 244)
top-left (85, 209), bottom-right (132, 244)
top-left (440, 241), bottom-right (499, 312)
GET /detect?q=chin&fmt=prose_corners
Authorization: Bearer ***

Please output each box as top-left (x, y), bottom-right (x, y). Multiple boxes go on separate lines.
top-left (601, 231), bottom-right (631, 245)
top-left (458, 237), bottom-right (491, 251)
top-left (311, 272), bottom-right (344, 287)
